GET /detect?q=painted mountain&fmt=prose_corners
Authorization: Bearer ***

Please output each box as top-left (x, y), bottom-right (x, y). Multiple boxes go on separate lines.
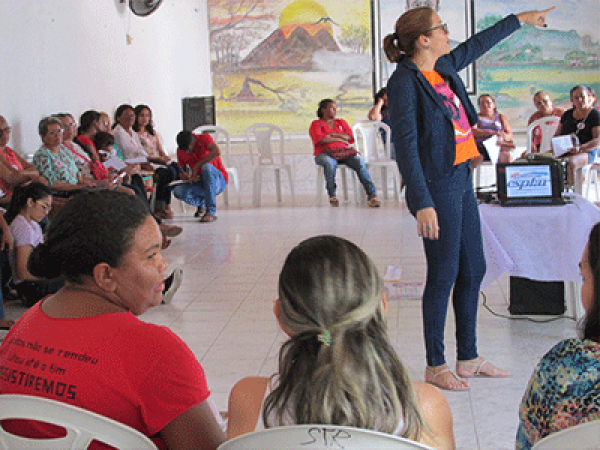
top-left (481, 25), bottom-right (600, 66)
top-left (241, 23), bottom-right (341, 70)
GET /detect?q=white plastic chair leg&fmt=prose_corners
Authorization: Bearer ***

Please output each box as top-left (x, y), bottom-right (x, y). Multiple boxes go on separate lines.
top-left (285, 166), bottom-right (295, 205)
top-left (315, 166), bottom-right (324, 205)
top-left (253, 170), bottom-right (262, 206)
top-left (275, 169), bottom-right (282, 203)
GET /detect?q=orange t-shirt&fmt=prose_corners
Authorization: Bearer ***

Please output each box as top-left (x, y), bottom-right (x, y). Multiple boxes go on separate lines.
top-left (422, 71), bottom-right (479, 165)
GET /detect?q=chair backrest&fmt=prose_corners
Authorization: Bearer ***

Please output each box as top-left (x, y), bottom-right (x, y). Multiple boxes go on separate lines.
top-left (531, 419), bottom-right (600, 450)
top-left (352, 121), bottom-right (392, 163)
top-left (218, 424), bottom-right (436, 450)
top-left (526, 116), bottom-right (561, 155)
top-left (0, 394), bottom-right (158, 450)
top-left (245, 123), bottom-right (285, 166)
top-left (194, 125), bottom-right (232, 167)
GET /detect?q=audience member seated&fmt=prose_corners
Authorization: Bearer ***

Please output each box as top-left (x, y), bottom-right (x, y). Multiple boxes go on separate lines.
top-left (0, 190), bottom-right (225, 450)
top-left (554, 85), bottom-right (600, 187)
top-left (174, 130), bottom-right (228, 223)
top-left (310, 99), bottom-right (381, 208)
top-left (5, 183), bottom-right (64, 307)
top-left (58, 111), bottom-right (109, 181)
top-left (0, 115), bottom-right (48, 203)
top-left (516, 222), bottom-right (600, 450)
top-left (472, 94), bottom-right (514, 167)
top-left (227, 235), bottom-right (454, 449)
top-left (367, 87), bottom-right (396, 159)
top-left (32, 116), bottom-right (97, 194)
top-left (134, 104), bottom-right (179, 220)
top-left (112, 104), bottom-right (149, 164)
top-left (93, 131), bottom-right (182, 249)
top-left (0, 209), bottom-right (14, 329)
top-left (527, 91), bottom-right (565, 153)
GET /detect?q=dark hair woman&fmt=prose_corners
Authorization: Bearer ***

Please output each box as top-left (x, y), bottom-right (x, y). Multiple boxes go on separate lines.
top-left (5, 182), bottom-right (64, 307)
top-left (517, 222), bottom-right (600, 449)
top-left (309, 99), bottom-right (381, 207)
top-left (0, 190), bottom-right (225, 450)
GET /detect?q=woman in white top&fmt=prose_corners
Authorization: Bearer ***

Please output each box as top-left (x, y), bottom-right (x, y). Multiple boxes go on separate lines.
top-left (133, 104), bottom-right (180, 219)
top-left (133, 104), bottom-right (170, 165)
top-left (112, 104), bottom-right (147, 161)
top-left (227, 235), bottom-right (455, 450)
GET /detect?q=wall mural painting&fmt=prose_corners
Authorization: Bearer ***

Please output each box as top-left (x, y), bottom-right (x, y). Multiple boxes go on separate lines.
top-left (377, 0), bottom-right (600, 128)
top-left (376, 0), bottom-right (475, 94)
top-left (208, 0), bottom-right (372, 137)
top-left (473, 0), bottom-right (600, 127)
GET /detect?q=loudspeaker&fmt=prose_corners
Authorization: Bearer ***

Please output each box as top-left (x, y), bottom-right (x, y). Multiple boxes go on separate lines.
top-left (182, 96), bottom-right (215, 131)
top-left (509, 276), bottom-right (565, 315)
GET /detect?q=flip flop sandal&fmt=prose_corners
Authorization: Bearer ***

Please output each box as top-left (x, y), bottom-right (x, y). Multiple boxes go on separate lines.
top-left (426, 366), bottom-right (470, 391)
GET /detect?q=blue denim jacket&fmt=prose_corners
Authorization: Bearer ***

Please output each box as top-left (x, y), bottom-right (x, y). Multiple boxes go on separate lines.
top-left (387, 14), bottom-right (521, 214)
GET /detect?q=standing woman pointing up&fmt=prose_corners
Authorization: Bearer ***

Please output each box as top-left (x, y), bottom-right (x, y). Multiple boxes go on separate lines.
top-left (384, 6), bottom-right (555, 391)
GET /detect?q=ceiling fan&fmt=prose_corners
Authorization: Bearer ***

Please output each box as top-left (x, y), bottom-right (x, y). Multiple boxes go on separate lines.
top-left (124, 0), bottom-right (163, 17)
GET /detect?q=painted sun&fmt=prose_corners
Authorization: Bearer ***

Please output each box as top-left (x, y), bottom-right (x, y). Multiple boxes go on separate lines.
top-left (279, 0), bottom-right (331, 32)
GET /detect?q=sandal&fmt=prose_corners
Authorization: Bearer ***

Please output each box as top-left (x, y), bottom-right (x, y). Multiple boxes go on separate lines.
top-left (155, 209), bottom-right (174, 220)
top-left (425, 365), bottom-right (470, 391)
top-left (160, 224), bottom-right (183, 238)
top-left (456, 358), bottom-right (510, 378)
top-left (329, 196), bottom-right (340, 207)
top-left (200, 213), bottom-right (218, 223)
top-left (367, 197), bottom-right (381, 208)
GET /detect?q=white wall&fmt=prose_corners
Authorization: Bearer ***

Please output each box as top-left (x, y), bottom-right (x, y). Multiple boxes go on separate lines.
top-left (0, 0), bottom-right (211, 156)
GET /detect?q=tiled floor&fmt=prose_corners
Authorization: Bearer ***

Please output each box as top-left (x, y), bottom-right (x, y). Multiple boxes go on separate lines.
top-left (2, 191), bottom-right (579, 450)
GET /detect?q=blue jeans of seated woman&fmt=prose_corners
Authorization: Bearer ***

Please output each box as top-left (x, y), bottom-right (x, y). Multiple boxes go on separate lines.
top-left (315, 152), bottom-right (376, 198)
top-left (173, 164), bottom-right (226, 214)
top-left (421, 162), bottom-right (486, 367)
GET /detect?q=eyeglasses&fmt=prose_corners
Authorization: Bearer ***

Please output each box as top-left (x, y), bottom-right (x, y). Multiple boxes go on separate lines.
top-left (36, 201), bottom-right (52, 212)
top-left (427, 22), bottom-right (448, 33)
top-left (46, 129), bottom-right (63, 136)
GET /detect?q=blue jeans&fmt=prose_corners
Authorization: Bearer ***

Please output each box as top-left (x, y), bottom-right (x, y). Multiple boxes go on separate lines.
top-left (173, 164), bottom-right (226, 214)
top-left (421, 162), bottom-right (486, 367)
top-left (315, 152), bottom-right (376, 198)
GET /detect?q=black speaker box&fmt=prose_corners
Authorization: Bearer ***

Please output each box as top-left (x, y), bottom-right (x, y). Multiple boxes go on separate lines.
top-left (182, 96), bottom-right (215, 131)
top-left (509, 276), bottom-right (565, 315)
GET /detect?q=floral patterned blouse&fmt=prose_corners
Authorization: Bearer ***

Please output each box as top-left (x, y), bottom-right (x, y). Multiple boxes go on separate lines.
top-left (516, 338), bottom-right (600, 449)
top-left (32, 144), bottom-right (79, 186)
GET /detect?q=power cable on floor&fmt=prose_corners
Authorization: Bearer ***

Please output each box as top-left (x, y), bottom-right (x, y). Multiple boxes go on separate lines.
top-left (480, 291), bottom-right (576, 323)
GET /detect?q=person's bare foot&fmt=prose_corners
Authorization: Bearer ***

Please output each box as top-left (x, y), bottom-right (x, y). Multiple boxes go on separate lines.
top-left (425, 364), bottom-right (470, 391)
top-left (456, 357), bottom-right (510, 378)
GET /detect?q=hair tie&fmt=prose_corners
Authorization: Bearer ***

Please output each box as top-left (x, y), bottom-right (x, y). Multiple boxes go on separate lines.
top-left (317, 330), bottom-right (332, 347)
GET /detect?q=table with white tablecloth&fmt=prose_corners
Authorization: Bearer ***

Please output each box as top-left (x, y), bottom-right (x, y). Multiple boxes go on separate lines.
top-left (479, 194), bottom-right (600, 317)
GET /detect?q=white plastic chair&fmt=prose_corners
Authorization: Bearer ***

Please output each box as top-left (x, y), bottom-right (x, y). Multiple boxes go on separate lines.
top-left (352, 120), bottom-right (401, 201)
top-left (0, 394), bottom-right (158, 449)
top-left (526, 116), bottom-right (561, 155)
top-left (531, 419), bottom-right (600, 450)
top-left (584, 160), bottom-right (600, 200)
top-left (218, 424), bottom-right (435, 450)
top-left (246, 123), bottom-right (295, 206)
top-left (194, 125), bottom-right (242, 207)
